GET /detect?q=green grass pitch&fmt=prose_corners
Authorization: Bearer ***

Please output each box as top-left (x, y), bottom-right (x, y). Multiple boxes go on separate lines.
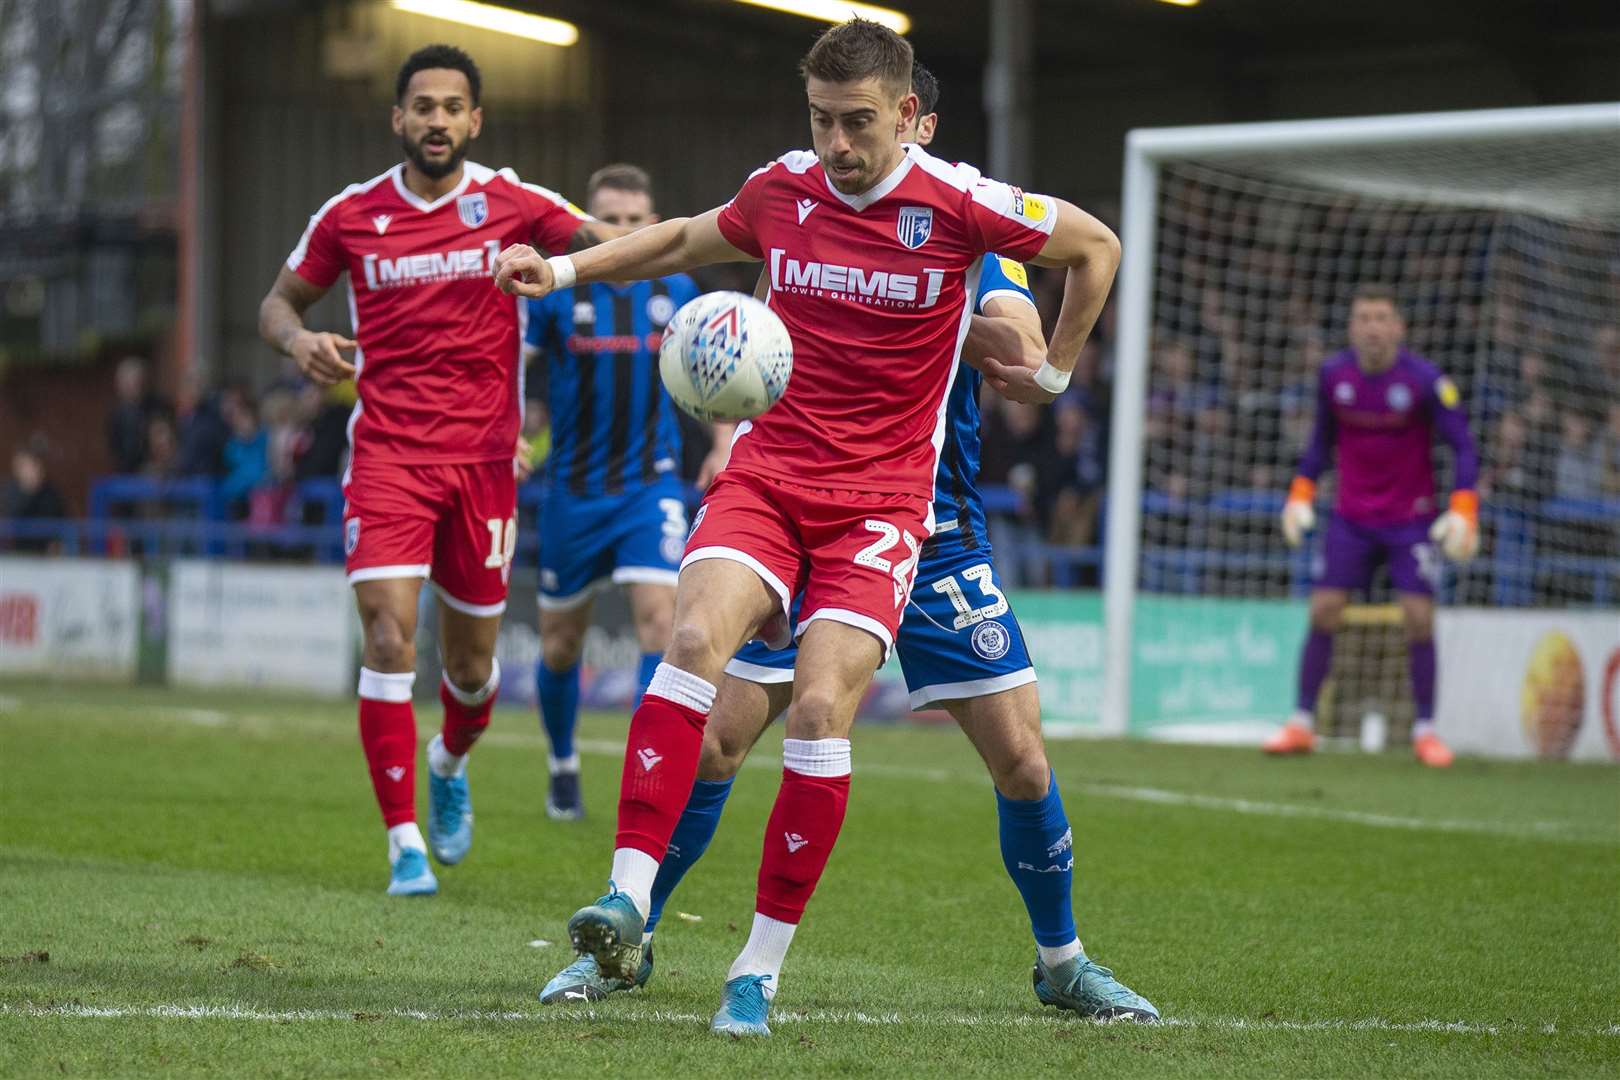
top-left (1, 680), bottom-right (1616, 1077)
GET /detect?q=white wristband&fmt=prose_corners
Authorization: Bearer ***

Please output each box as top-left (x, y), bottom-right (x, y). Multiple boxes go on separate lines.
top-left (545, 255), bottom-right (577, 290)
top-left (1033, 360), bottom-right (1072, 395)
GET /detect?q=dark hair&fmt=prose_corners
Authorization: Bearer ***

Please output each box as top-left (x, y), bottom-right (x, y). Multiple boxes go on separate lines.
top-left (799, 18), bottom-right (913, 97)
top-left (586, 163), bottom-right (653, 205)
top-left (396, 44), bottom-right (482, 105)
top-left (1351, 283), bottom-right (1401, 312)
top-left (911, 62), bottom-right (940, 115)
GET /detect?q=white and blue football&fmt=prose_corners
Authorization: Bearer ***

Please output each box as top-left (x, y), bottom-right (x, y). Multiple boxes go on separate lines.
top-left (658, 291), bottom-right (792, 423)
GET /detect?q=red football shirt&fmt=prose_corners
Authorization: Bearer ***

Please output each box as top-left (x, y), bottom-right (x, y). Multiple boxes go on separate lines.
top-left (716, 143), bottom-right (1056, 499)
top-left (288, 161), bottom-right (590, 464)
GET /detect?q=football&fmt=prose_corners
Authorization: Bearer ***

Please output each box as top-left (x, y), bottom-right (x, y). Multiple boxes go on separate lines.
top-left (658, 291), bottom-right (793, 422)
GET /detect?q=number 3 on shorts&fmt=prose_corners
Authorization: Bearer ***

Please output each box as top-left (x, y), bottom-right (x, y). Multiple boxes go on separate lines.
top-left (854, 519), bottom-right (922, 608)
top-left (484, 516), bottom-right (518, 569)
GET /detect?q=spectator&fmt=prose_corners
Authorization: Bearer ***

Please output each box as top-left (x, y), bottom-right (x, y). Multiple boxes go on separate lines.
top-left (521, 394), bottom-right (552, 477)
top-left (979, 397), bottom-right (1057, 585)
top-left (263, 389), bottom-right (301, 484)
top-left (1603, 403), bottom-right (1620, 499)
top-left (220, 390), bottom-right (269, 519)
top-left (1038, 400), bottom-right (1103, 549)
top-left (3, 436), bottom-right (67, 553)
top-left (142, 411), bottom-right (182, 482)
top-left (105, 356), bottom-right (168, 474)
top-left (175, 373), bottom-right (229, 477)
top-left (291, 384), bottom-right (353, 482)
top-left (1554, 410), bottom-right (1604, 501)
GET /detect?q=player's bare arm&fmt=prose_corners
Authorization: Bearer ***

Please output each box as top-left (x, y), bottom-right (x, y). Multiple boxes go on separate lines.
top-left (258, 267), bottom-right (357, 386)
top-left (1025, 200), bottom-right (1121, 393)
top-left (965, 298), bottom-right (1048, 404)
top-left (494, 208), bottom-right (753, 299)
top-left (569, 219), bottom-right (632, 251)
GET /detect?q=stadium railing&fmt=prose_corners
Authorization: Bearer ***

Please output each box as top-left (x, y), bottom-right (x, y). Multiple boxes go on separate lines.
top-left (5, 479), bottom-right (1611, 604)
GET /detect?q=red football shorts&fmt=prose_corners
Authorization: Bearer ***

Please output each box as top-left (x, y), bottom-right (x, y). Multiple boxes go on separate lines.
top-left (681, 469), bottom-right (933, 657)
top-left (343, 456), bottom-right (517, 616)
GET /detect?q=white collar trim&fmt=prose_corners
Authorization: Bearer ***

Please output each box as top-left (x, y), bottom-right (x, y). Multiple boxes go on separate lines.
top-left (391, 163), bottom-right (473, 213)
top-left (821, 147), bottom-right (915, 211)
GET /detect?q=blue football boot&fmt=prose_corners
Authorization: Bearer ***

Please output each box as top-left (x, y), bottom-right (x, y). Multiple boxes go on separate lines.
top-left (540, 940), bottom-right (655, 1003)
top-left (1033, 953), bottom-right (1160, 1022)
top-left (566, 887), bottom-right (646, 983)
top-left (386, 847), bottom-right (438, 897)
top-left (710, 974), bottom-right (773, 1037)
top-left (546, 769), bottom-right (583, 821)
top-left (426, 736), bottom-right (473, 865)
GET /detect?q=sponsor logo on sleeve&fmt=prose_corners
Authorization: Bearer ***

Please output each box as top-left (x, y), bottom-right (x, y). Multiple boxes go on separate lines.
top-left (996, 256), bottom-right (1030, 289)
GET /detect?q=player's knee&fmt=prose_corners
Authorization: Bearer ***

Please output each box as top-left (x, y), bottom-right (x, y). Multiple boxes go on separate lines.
top-left (1309, 598), bottom-right (1346, 633)
top-left (992, 751), bottom-right (1051, 802)
top-left (1403, 609), bottom-right (1435, 643)
top-left (443, 652), bottom-right (493, 692)
top-left (541, 627), bottom-right (584, 671)
top-left (363, 615), bottom-right (414, 671)
top-left (664, 619), bottom-right (723, 674)
top-left (697, 727), bottom-right (744, 782)
top-left (785, 688), bottom-right (849, 741)
top-left (633, 605), bottom-right (674, 653)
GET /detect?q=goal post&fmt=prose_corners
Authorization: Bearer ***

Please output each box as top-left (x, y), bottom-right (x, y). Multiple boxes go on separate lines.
top-left (1101, 103), bottom-right (1620, 741)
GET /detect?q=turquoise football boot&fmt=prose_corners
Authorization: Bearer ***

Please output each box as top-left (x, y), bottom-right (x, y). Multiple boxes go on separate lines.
top-left (1033, 953), bottom-right (1159, 1022)
top-left (710, 974), bottom-right (773, 1037)
top-left (566, 887), bottom-right (646, 983)
top-left (386, 847), bottom-right (438, 897)
top-left (540, 940), bottom-right (655, 1003)
top-left (426, 738), bottom-right (473, 866)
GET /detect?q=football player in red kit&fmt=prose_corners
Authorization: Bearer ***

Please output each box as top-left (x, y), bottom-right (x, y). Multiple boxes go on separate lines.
top-left (258, 44), bottom-right (618, 896)
top-left (493, 20), bottom-right (1124, 1032)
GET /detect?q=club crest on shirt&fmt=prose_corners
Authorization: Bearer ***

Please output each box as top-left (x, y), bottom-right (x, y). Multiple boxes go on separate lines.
top-left (456, 192), bottom-right (489, 228)
top-left (896, 206), bottom-right (933, 250)
top-left (647, 294), bottom-right (676, 327)
top-left (1334, 382), bottom-right (1355, 405)
top-left (1386, 383), bottom-right (1413, 412)
top-left (572, 300), bottom-right (596, 325)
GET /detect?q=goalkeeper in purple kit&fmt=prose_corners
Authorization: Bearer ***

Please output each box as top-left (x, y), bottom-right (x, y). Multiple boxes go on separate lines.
top-left (1267, 285), bottom-right (1480, 767)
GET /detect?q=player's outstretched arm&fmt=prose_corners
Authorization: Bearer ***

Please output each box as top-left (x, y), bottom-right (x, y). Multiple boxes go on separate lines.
top-left (965, 299), bottom-right (1048, 404)
top-left (1281, 369), bottom-right (1335, 547)
top-left (258, 267), bottom-right (356, 386)
top-left (1023, 201), bottom-right (1121, 397)
top-left (494, 208), bottom-right (752, 300)
top-left (1427, 376), bottom-right (1482, 561)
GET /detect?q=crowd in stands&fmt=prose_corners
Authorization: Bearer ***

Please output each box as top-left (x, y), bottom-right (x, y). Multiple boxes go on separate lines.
top-left (4, 277), bottom-right (1616, 598)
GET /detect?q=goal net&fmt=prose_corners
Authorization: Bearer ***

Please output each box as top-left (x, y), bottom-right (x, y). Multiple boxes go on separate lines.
top-left (1103, 105), bottom-right (1620, 746)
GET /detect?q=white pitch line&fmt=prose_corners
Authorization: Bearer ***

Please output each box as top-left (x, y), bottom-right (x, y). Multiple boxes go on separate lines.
top-left (15, 697), bottom-right (1612, 844)
top-left (4, 1002), bottom-right (1617, 1039)
top-left (572, 738), bottom-right (1601, 842)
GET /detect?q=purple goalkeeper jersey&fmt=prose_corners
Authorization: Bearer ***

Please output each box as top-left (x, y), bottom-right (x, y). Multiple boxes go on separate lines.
top-left (1296, 347), bottom-right (1478, 526)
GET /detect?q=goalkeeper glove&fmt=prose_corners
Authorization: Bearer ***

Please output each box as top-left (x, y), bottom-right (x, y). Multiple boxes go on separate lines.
top-left (1280, 476), bottom-right (1316, 548)
top-left (1429, 490), bottom-right (1480, 562)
